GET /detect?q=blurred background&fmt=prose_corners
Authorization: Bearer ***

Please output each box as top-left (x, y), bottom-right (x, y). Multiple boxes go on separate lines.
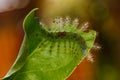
top-left (0, 0), bottom-right (120, 80)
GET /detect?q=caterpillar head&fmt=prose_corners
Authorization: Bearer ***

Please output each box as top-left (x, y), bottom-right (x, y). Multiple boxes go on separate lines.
top-left (3, 8), bottom-right (97, 80)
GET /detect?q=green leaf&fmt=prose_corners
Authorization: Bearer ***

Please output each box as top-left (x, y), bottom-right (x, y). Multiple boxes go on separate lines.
top-left (2, 8), bottom-right (96, 80)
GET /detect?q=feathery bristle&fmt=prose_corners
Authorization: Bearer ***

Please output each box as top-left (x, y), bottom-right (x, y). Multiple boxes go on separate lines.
top-left (65, 16), bottom-right (71, 26)
top-left (80, 22), bottom-right (89, 32)
top-left (51, 17), bottom-right (80, 32)
top-left (92, 43), bottom-right (101, 50)
top-left (72, 18), bottom-right (79, 27)
top-left (87, 53), bottom-right (94, 63)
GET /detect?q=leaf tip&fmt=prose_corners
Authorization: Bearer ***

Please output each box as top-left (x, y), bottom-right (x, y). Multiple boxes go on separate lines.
top-left (23, 8), bottom-right (39, 30)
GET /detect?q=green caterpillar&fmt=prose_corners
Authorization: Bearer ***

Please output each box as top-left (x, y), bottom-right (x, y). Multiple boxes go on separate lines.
top-left (2, 8), bottom-right (96, 80)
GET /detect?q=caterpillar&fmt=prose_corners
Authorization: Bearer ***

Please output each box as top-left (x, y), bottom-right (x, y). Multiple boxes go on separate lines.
top-left (2, 8), bottom-right (96, 80)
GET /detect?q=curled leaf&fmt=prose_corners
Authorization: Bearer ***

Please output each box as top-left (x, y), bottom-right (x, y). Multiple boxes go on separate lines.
top-left (2, 8), bottom-right (96, 80)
